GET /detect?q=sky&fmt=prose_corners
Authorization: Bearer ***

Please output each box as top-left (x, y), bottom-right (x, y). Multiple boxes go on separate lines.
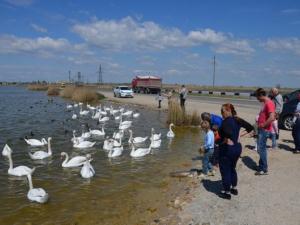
top-left (0, 0), bottom-right (300, 87)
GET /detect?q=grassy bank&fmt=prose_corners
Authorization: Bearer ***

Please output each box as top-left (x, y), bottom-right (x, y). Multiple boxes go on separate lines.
top-left (27, 84), bottom-right (49, 91)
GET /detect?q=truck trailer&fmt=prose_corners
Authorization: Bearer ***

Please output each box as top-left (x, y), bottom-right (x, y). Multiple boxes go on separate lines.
top-left (131, 75), bottom-right (162, 94)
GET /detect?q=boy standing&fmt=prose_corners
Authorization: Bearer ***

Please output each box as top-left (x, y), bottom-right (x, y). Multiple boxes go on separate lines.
top-left (199, 120), bottom-right (215, 178)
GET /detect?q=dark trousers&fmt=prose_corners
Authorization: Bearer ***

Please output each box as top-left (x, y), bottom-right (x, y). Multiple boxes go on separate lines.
top-left (219, 143), bottom-right (242, 192)
top-left (158, 100), bottom-right (161, 108)
top-left (292, 118), bottom-right (300, 151)
top-left (180, 98), bottom-right (186, 108)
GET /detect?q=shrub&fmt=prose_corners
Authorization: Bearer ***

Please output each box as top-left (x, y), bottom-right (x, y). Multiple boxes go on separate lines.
top-left (167, 100), bottom-right (201, 126)
top-left (71, 87), bottom-right (99, 103)
top-left (47, 86), bottom-right (60, 96)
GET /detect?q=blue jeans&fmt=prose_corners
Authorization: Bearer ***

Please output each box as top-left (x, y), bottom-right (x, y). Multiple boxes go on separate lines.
top-left (202, 148), bottom-right (214, 174)
top-left (258, 129), bottom-right (271, 172)
top-left (269, 132), bottom-right (277, 148)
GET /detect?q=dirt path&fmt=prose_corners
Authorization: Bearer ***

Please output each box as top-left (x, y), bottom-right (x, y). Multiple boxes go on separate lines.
top-left (99, 89), bottom-right (300, 225)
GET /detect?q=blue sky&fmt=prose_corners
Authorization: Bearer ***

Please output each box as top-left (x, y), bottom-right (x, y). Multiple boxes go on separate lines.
top-left (0, 0), bottom-right (300, 87)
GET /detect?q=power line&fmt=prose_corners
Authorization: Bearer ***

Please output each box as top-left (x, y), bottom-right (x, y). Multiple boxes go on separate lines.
top-left (97, 64), bottom-right (103, 84)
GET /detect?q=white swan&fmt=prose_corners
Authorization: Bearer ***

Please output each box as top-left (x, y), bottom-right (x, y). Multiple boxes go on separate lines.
top-left (100, 110), bottom-right (108, 116)
top-left (7, 148), bottom-right (34, 176)
top-left (73, 139), bottom-right (96, 149)
top-left (103, 137), bottom-right (114, 151)
top-left (119, 116), bottom-right (132, 126)
top-left (29, 137), bottom-right (52, 160)
top-left (119, 123), bottom-right (132, 130)
top-left (79, 106), bottom-right (89, 116)
top-left (79, 102), bottom-right (83, 106)
top-left (2, 144), bottom-right (12, 157)
top-left (81, 130), bottom-right (91, 139)
top-left (73, 103), bottom-right (79, 108)
top-left (167, 123), bottom-right (175, 138)
top-left (67, 104), bottom-right (73, 109)
top-left (150, 128), bottom-right (161, 141)
top-left (113, 130), bottom-right (124, 140)
top-left (128, 130), bottom-right (148, 144)
top-left (108, 146), bottom-right (124, 158)
top-left (80, 156), bottom-right (95, 179)
top-left (87, 104), bottom-right (96, 111)
top-left (114, 115), bottom-right (121, 120)
top-left (113, 136), bottom-right (122, 147)
top-left (92, 110), bottom-right (101, 119)
top-left (61, 152), bottom-right (88, 168)
top-left (130, 142), bottom-right (152, 158)
top-left (150, 139), bottom-right (162, 148)
top-left (99, 115), bottom-right (109, 123)
top-left (122, 110), bottom-right (133, 116)
top-left (26, 171), bottom-right (49, 204)
top-left (71, 130), bottom-right (85, 144)
top-left (110, 107), bottom-right (119, 115)
top-left (72, 114), bottom-right (78, 120)
top-left (90, 126), bottom-right (105, 136)
top-left (133, 112), bottom-right (140, 118)
top-left (24, 138), bottom-right (47, 147)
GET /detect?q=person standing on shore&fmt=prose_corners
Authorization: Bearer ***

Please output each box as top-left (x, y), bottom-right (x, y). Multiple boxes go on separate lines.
top-left (217, 103), bottom-right (253, 200)
top-left (255, 88), bottom-right (275, 175)
top-left (292, 93), bottom-right (300, 154)
top-left (179, 85), bottom-right (188, 109)
top-left (155, 92), bottom-right (164, 108)
top-left (270, 88), bottom-right (283, 143)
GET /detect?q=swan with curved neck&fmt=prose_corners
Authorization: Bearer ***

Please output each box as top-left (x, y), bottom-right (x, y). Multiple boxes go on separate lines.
top-left (79, 105), bottom-right (89, 116)
top-left (108, 146), bottom-right (123, 158)
top-left (26, 169), bottom-right (49, 203)
top-left (24, 138), bottom-right (47, 147)
top-left (73, 139), bottom-right (96, 149)
top-left (128, 130), bottom-right (148, 144)
top-left (130, 141), bottom-right (152, 158)
top-left (61, 152), bottom-right (87, 167)
top-left (103, 137), bottom-right (114, 151)
top-left (167, 123), bottom-right (175, 138)
top-left (29, 137), bottom-right (53, 160)
top-left (150, 128), bottom-right (161, 141)
top-left (89, 126), bottom-right (105, 136)
top-left (80, 155), bottom-right (95, 178)
top-left (7, 148), bottom-right (34, 176)
top-left (2, 144), bottom-right (12, 157)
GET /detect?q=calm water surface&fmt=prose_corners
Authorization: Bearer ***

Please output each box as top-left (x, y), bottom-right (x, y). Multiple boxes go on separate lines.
top-left (0, 86), bottom-right (203, 225)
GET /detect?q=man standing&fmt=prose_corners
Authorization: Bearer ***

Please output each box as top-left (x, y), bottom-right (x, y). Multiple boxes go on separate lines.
top-left (270, 88), bottom-right (283, 115)
top-left (255, 88), bottom-right (275, 175)
top-left (179, 85), bottom-right (188, 109)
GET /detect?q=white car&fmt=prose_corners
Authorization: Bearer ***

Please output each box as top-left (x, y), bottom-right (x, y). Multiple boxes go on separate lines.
top-left (113, 86), bottom-right (134, 98)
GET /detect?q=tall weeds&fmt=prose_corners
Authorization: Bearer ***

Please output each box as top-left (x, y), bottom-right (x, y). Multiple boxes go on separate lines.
top-left (47, 86), bottom-right (60, 96)
top-left (167, 100), bottom-right (201, 126)
top-left (27, 84), bottom-right (48, 91)
top-left (60, 86), bottom-right (104, 103)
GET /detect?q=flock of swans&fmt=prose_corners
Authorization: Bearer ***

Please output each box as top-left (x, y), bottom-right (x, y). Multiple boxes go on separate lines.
top-left (2, 102), bottom-right (176, 204)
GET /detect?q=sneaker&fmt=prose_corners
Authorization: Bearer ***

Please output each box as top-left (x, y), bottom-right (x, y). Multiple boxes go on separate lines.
top-left (197, 173), bottom-right (207, 179)
top-left (255, 171), bottom-right (268, 176)
top-left (230, 188), bottom-right (238, 195)
top-left (219, 191), bottom-right (231, 200)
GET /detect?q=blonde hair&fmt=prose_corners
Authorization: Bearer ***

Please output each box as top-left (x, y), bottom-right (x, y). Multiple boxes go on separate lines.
top-left (200, 120), bottom-right (210, 130)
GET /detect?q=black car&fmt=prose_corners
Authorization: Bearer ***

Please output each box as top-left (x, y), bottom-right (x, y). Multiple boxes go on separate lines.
top-left (279, 89), bottom-right (300, 130)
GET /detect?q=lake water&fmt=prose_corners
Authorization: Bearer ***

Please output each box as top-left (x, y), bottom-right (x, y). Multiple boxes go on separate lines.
top-left (0, 86), bottom-right (203, 225)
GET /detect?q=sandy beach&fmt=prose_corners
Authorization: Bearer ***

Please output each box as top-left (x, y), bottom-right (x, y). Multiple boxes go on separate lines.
top-left (100, 89), bottom-right (300, 225)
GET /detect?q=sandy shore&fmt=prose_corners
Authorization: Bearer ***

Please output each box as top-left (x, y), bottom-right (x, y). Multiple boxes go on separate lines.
top-left (99, 90), bottom-right (300, 225)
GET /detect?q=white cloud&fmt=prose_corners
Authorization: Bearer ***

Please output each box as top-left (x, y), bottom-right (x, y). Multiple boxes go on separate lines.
top-left (72, 16), bottom-right (254, 55)
top-left (264, 38), bottom-right (300, 55)
top-left (281, 8), bottom-right (300, 15)
top-left (30, 23), bottom-right (48, 33)
top-left (4, 0), bottom-right (33, 6)
top-left (0, 35), bottom-right (70, 56)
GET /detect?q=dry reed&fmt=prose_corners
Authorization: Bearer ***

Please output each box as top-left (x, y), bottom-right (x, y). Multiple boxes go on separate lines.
top-left (60, 86), bottom-right (76, 98)
top-left (47, 86), bottom-right (60, 96)
top-left (27, 84), bottom-right (48, 91)
top-left (167, 100), bottom-right (201, 126)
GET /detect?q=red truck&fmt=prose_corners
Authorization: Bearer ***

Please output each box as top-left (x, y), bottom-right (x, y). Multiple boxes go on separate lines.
top-left (131, 75), bottom-right (162, 94)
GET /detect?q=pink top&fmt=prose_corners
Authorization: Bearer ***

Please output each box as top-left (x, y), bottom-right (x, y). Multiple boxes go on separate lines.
top-left (258, 99), bottom-right (275, 131)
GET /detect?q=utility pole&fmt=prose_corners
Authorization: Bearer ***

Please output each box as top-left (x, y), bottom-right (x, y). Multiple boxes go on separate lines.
top-left (68, 70), bottom-right (71, 83)
top-left (212, 55), bottom-right (216, 89)
top-left (98, 64), bottom-right (103, 84)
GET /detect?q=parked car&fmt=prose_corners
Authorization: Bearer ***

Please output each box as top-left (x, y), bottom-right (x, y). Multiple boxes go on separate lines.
top-left (279, 89), bottom-right (300, 130)
top-left (113, 86), bottom-right (134, 98)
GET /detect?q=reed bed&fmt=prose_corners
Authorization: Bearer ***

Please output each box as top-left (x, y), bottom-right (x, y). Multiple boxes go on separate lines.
top-left (27, 84), bottom-right (49, 91)
top-left (167, 100), bottom-right (201, 126)
top-left (47, 86), bottom-right (60, 96)
top-left (60, 86), bottom-right (104, 103)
